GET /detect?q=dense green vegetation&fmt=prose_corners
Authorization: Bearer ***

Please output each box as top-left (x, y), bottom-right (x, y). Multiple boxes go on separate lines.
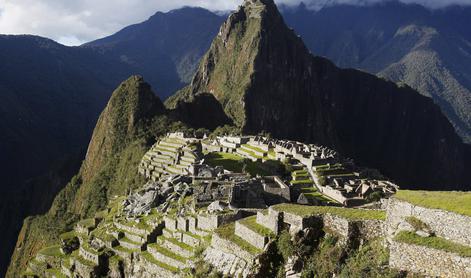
top-left (395, 190), bottom-right (471, 217)
top-left (266, 229), bottom-right (399, 278)
top-left (272, 204), bottom-right (386, 220)
top-left (395, 231), bottom-right (471, 257)
top-left (204, 152), bottom-right (287, 177)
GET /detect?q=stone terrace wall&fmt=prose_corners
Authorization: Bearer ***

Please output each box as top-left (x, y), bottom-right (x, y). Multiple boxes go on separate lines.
top-left (386, 198), bottom-right (471, 246)
top-left (389, 241), bottom-right (471, 277)
top-left (322, 214), bottom-right (350, 240)
top-left (357, 219), bottom-right (384, 241)
top-left (256, 210), bottom-right (279, 234)
top-left (282, 211), bottom-right (322, 232)
top-left (211, 233), bottom-right (255, 263)
top-left (235, 221), bottom-right (267, 249)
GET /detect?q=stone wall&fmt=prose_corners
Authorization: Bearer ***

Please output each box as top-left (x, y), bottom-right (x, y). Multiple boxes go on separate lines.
top-left (204, 247), bottom-right (252, 278)
top-left (386, 198), bottom-right (471, 246)
top-left (322, 214), bottom-right (350, 240)
top-left (132, 254), bottom-right (178, 278)
top-left (177, 217), bottom-right (188, 231)
top-left (211, 233), bottom-right (256, 263)
top-left (357, 219), bottom-right (384, 241)
top-left (235, 221), bottom-right (267, 249)
top-left (73, 258), bottom-right (96, 278)
top-left (197, 212), bottom-right (243, 231)
top-left (256, 210), bottom-right (279, 234)
top-left (389, 241), bottom-right (471, 277)
top-left (114, 222), bottom-right (148, 236)
top-left (197, 214), bottom-right (219, 230)
top-left (282, 211), bottom-right (322, 232)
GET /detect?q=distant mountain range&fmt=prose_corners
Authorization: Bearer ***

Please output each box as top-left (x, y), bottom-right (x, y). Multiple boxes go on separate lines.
top-left (1, 2), bottom-right (471, 275)
top-left (281, 1), bottom-right (471, 142)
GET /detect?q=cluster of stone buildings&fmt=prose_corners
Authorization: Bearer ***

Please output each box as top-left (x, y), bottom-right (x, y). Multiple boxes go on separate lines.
top-left (23, 132), bottom-right (421, 278)
top-left (201, 135), bottom-right (397, 206)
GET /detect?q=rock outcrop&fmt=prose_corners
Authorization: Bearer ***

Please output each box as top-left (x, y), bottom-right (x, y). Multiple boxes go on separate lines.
top-left (167, 0), bottom-right (471, 189)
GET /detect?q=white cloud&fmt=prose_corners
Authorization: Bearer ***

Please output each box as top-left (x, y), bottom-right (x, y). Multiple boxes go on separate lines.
top-left (0, 0), bottom-right (470, 46)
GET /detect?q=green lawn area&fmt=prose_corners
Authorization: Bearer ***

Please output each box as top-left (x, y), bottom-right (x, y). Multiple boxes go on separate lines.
top-left (242, 144), bottom-right (266, 154)
top-left (272, 204), bottom-right (386, 220)
top-left (395, 190), bottom-right (471, 217)
top-left (204, 152), bottom-right (284, 176)
top-left (239, 216), bottom-right (275, 237)
top-left (395, 231), bottom-right (471, 257)
top-left (38, 245), bottom-right (64, 257)
top-left (300, 187), bottom-right (337, 203)
top-left (148, 243), bottom-right (187, 262)
top-left (113, 245), bottom-right (138, 254)
top-left (141, 251), bottom-right (179, 272)
top-left (162, 236), bottom-right (194, 251)
top-left (291, 179), bottom-right (313, 185)
top-left (215, 223), bottom-right (262, 255)
top-left (59, 230), bottom-right (77, 240)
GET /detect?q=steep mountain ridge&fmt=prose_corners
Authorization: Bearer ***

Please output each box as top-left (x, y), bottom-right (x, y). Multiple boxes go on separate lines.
top-left (169, 0), bottom-right (471, 189)
top-left (6, 76), bottom-right (180, 277)
top-left (0, 11), bottom-right (224, 273)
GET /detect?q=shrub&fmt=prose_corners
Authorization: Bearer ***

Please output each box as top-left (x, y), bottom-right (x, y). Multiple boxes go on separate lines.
top-left (405, 216), bottom-right (429, 232)
top-left (276, 230), bottom-right (295, 260)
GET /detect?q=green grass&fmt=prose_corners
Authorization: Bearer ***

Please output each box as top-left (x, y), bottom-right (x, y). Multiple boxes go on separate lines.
top-left (163, 236), bottom-right (194, 251)
top-left (71, 250), bottom-right (95, 267)
top-left (62, 256), bottom-right (73, 269)
top-left (272, 204), bottom-right (386, 220)
top-left (77, 218), bottom-right (95, 228)
top-left (45, 268), bottom-right (67, 278)
top-left (120, 218), bottom-right (152, 232)
top-left (395, 231), bottom-right (471, 257)
top-left (300, 187), bottom-right (336, 203)
top-left (141, 251), bottom-right (179, 272)
top-left (108, 255), bottom-right (122, 266)
top-left (59, 230), bottom-right (77, 240)
top-left (395, 190), bottom-right (471, 217)
top-left (242, 144), bottom-right (266, 154)
top-left (204, 152), bottom-right (282, 176)
top-left (38, 245), bottom-right (64, 257)
top-left (113, 245), bottom-right (138, 254)
top-left (291, 179), bottom-right (313, 185)
top-left (91, 226), bottom-right (116, 243)
top-left (204, 152), bottom-right (244, 171)
top-left (148, 243), bottom-right (187, 262)
top-left (239, 216), bottom-right (275, 237)
top-left (215, 223), bottom-right (262, 255)
top-left (293, 170), bottom-right (308, 176)
top-left (81, 242), bottom-right (102, 255)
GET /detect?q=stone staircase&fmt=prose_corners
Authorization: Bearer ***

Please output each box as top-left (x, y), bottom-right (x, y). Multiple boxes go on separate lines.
top-left (139, 137), bottom-right (201, 181)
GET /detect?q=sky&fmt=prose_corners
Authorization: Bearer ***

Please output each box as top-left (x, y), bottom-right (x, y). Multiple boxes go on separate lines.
top-left (0, 0), bottom-right (470, 46)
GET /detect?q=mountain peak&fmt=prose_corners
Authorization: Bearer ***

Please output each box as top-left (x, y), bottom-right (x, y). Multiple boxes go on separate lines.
top-left (168, 0), bottom-right (470, 188)
top-left (82, 75), bottom-right (165, 182)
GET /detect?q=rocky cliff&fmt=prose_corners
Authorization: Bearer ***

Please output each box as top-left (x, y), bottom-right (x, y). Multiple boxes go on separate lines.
top-left (168, 0), bottom-right (471, 190)
top-left (6, 76), bottom-right (178, 277)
